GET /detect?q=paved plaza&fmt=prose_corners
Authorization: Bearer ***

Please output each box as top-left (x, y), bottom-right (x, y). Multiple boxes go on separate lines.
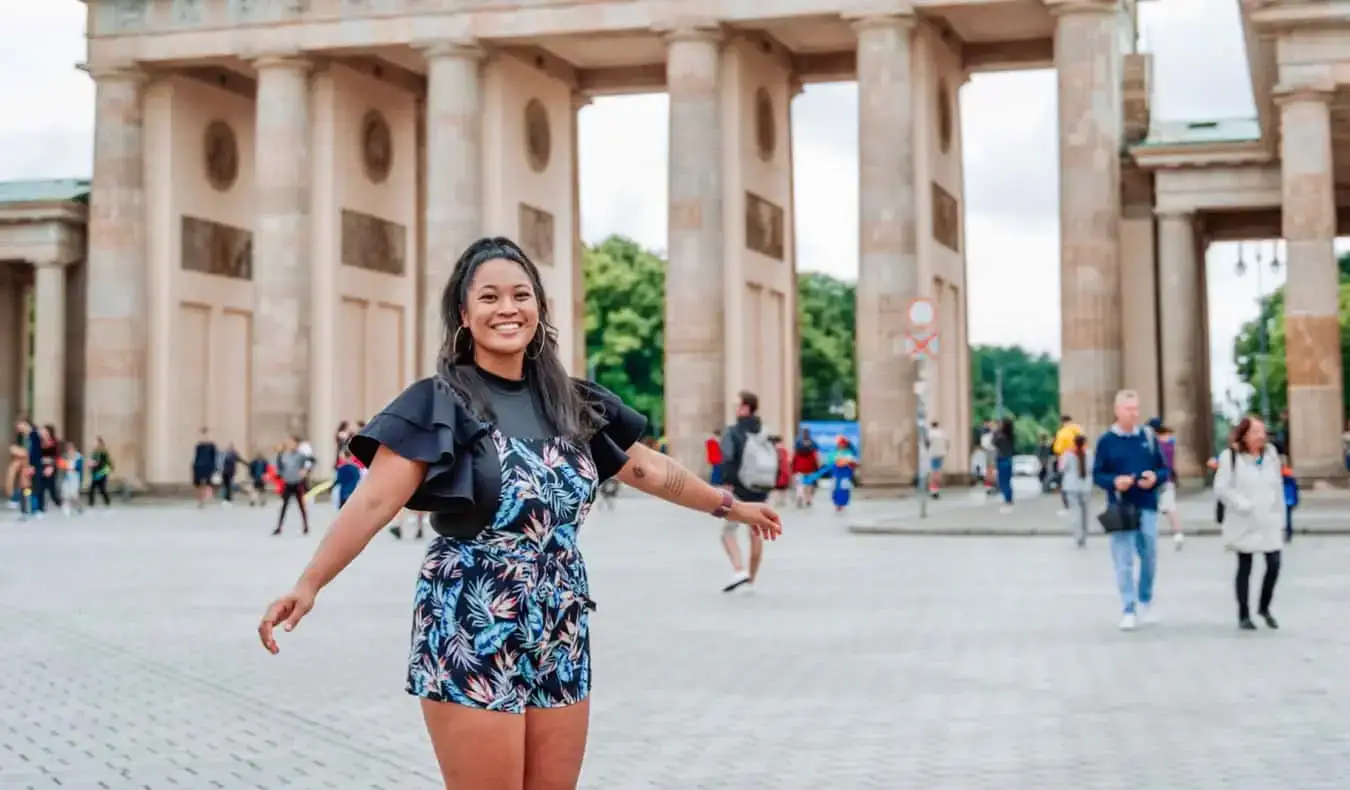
top-left (2, 493), bottom-right (1349, 789)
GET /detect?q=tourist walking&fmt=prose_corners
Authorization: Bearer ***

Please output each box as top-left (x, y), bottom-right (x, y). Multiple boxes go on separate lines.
top-left (87, 437), bottom-right (113, 508)
top-left (718, 390), bottom-right (779, 594)
top-left (1092, 390), bottom-right (1169, 631)
top-left (1147, 420), bottom-right (1185, 549)
top-left (257, 236), bottom-right (781, 790)
top-left (927, 420), bottom-right (949, 497)
top-left (1052, 414), bottom-right (1083, 512)
top-left (1213, 416), bottom-right (1285, 630)
top-left (191, 428), bottom-right (218, 508)
top-left (271, 436), bottom-right (312, 536)
top-left (36, 425), bottom-right (60, 515)
top-left (993, 417), bottom-right (1015, 512)
top-left (220, 443), bottom-right (240, 507)
top-left (59, 441), bottom-right (85, 517)
top-left (1058, 433), bottom-right (1093, 547)
top-left (791, 428), bottom-right (820, 507)
top-left (247, 451), bottom-right (270, 506)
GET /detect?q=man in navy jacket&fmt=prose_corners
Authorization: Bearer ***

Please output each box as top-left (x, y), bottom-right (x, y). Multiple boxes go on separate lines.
top-left (1092, 390), bottom-right (1169, 631)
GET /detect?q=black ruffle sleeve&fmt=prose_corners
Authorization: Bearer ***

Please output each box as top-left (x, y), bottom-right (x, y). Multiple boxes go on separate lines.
top-left (348, 377), bottom-right (491, 513)
top-left (575, 379), bottom-right (649, 482)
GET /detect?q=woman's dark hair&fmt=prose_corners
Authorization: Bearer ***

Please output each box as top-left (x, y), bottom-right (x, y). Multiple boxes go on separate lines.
top-left (1230, 415), bottom-right (1264, 455)
top-left (999, 417), bottom-right (1014, 439)
top-left (1073, 433), bottom-right (1087, 478)
top-left (438, 236), bottom-right (601, 438)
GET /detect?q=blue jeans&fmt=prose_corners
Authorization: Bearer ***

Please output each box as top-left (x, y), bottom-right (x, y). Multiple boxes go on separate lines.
top-left (1109, 508), bottom-right (1158, 614)
top-left (995, 457), bottom-right (1013, 504)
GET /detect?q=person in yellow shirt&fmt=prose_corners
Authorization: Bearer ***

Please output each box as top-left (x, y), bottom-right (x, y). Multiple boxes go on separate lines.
top-left (1051, 415), bottom-right (1083, 511)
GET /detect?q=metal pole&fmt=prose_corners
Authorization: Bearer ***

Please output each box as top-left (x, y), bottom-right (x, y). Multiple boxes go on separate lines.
top-left (917, 357), bottom-right (929, 519)
top-left (1255, 244), bottom-right (1272, 424)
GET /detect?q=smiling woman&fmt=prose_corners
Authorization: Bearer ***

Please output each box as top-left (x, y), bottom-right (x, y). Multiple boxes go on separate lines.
top-left (257, 235), bottom-right (782, 790)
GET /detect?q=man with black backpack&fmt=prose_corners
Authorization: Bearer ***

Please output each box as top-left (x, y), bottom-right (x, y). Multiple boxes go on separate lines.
top-left (718, 391), bottom-right (778, 593)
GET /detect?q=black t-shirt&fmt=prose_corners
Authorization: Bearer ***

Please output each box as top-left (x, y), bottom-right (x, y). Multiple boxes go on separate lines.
top-left (192, 441), bottom-right (217, 471)
top-left (349, 369), bottom-right (647, 533)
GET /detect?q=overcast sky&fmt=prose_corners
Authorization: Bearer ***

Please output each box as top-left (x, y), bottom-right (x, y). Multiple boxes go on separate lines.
top-left (0, 0), bottom-right (1290, 411)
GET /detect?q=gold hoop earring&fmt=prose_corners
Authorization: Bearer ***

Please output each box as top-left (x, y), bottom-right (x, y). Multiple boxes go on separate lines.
top-left (526, 331), bottom-right (545, 360)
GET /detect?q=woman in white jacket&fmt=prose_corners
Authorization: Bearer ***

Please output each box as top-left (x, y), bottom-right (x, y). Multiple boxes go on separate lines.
top-left (1213, 416), bottom-right (1285, 630)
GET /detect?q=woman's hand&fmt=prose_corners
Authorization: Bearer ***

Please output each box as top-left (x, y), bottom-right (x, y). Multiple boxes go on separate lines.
top-left (728, 501), bottom-right (783, 541)
top-left (258, 583), bottom-right (317, 654)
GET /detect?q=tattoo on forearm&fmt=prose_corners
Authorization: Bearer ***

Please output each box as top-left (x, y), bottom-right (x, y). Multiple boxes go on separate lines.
top-left (661, 457), bottom-right (689, 497)
top-left (633, 465), bottom-right (646, 479)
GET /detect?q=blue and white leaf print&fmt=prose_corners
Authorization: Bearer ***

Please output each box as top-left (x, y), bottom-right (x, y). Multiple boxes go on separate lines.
top-left (405, 428), bottom-right (602, 713)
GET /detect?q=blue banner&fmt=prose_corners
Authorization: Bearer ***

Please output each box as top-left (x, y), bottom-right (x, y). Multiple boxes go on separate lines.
top-left (798, 420), bottom-right (860, 452)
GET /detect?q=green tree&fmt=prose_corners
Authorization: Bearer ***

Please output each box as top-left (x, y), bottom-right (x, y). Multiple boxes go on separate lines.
top-left (969, 345), bottom-right (1060, 451)
top-left (798, 272), bottom-right (857, 420)
top-left (1233, 253), bottom-right (1350, 421)
top-left (582, 236), bottom-right (666, 431)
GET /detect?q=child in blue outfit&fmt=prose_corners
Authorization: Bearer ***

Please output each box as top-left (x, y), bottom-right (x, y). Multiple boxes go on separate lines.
top-left (1281, 456), bottom-right (1298, 543)
top-left (804, 437), bottom-right (859, 513)
top-left (333, 449), bottom-right (362, 510)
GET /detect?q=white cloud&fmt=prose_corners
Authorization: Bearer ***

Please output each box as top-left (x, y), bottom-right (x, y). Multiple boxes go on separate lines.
top-left (0, 0), bottom-right (1292, 414)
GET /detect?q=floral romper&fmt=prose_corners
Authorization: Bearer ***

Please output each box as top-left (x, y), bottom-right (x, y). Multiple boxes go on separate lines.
top-left (349, 373), bottom-right (645, 714)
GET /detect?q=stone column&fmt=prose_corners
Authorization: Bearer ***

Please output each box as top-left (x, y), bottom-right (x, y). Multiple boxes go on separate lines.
top-left (1052, 0), bottom-right (1124, 438)
top-left (1277, 85), bottom-right (1346, 479)
top-left (571, 92), bottom-right (589, 378)
top-left (252, 54), bottom-right (312, 446)
top-left (853, 14), bottom-right (918, 487)
top-left (664, 26), bottom-right (725, 473)
top-left (1156, 210), bottom-right (1203, 478)
top-left (85, 65), bottom-right (147, 484)
top-left (421, 42), bottom-right (484, 375)
top-left (32, 262), bottom-right (68, 428)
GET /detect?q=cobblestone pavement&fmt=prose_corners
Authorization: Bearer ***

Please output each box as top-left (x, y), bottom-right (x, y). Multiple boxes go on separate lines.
top-left (2, 497), bottom-right (1349, 789)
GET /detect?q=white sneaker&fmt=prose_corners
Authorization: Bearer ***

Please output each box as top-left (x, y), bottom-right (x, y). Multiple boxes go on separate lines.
top-left (1119, 613), bottom-right (1137, 631)
top-left (1173, 532), bottom-right (1185, 550)
top-left (1138, 603), bottom-right (1158, 625)
top-left (722, 570), bottom-right (751, 593)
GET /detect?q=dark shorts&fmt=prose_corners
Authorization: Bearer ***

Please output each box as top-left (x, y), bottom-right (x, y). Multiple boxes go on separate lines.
top-left (192, 468), bottom-right (213, 487)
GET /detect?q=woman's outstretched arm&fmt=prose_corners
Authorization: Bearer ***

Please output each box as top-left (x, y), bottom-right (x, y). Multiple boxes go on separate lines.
top-left (615, 442), bottom-right (781, 536)
top-left (294, 446), bottom-right (422, 593)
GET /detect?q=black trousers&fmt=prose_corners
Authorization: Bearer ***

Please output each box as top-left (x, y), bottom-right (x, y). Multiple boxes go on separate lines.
top-left (88, 477), bottom-right (111, 507)
top-left (1236, 550), bottom-right (1281, 619)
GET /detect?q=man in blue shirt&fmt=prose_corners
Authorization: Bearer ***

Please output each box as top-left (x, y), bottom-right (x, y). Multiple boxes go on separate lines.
top-left (1092, 390), bottom-right (1169, 631)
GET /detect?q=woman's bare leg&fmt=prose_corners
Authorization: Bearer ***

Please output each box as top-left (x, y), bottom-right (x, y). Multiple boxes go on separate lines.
top-left (524, 701), bottom-right (590, 790)
top-left (422, 700), bottom-right (526, 790)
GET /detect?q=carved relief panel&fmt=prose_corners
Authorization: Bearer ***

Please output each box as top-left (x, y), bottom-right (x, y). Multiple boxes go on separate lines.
top-left (169, 0), bottom-right (206, 27)
top-left (931, 182), bottom-right (960, 253)
top-left (744, 192), bottom-right (785, 261)
top-left (203, 120), bottom-right (240, 192)
top-left (518, 204), bottom-right (555, 266)
top-left (754, 88), bottom-right (776, 162)
top-left (226, 0), bottom-right (308, 23)
top-left (181, 217), bottom-right (253, 280)
top-left (341, 210), bottom-right (407, 276)
top-left (361, 110), bottom-right (393, 184)
top-left (524, 99), bottom-right (552, 174)
top-left (91, 0), bottom-right (149, 35)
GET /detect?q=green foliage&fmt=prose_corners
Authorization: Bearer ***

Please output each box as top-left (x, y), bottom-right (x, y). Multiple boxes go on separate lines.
top-left (582, 235), bottom-right (1064, 452)
top-left (970, 346), bottom-right (1061, 453)
top-left (798, 272), bottom-right (857, 420)
top-left (582, 236), bottom-right (666, 430)
top-left (1232, 253), bottom-right (1350, 420)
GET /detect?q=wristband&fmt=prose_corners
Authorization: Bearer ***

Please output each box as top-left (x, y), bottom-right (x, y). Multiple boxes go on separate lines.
top-left (711, 490), bottom-right (734, 519)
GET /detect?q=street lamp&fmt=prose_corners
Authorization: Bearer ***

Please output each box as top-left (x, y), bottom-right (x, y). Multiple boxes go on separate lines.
top-left (1234, 240), bottom-right (1282, 424)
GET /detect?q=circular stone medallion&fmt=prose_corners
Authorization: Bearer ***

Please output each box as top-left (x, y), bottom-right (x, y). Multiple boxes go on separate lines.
top-left (525, 98), bottom-right (551, 173)
top-left (362, 109), bottom-right (394, 184)
top-left (937, 80), bottom-right (953, 154)
top-left (203, 120), bottom-right (239, 192)
top-left (755, 88), bottom-right (775, 162)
